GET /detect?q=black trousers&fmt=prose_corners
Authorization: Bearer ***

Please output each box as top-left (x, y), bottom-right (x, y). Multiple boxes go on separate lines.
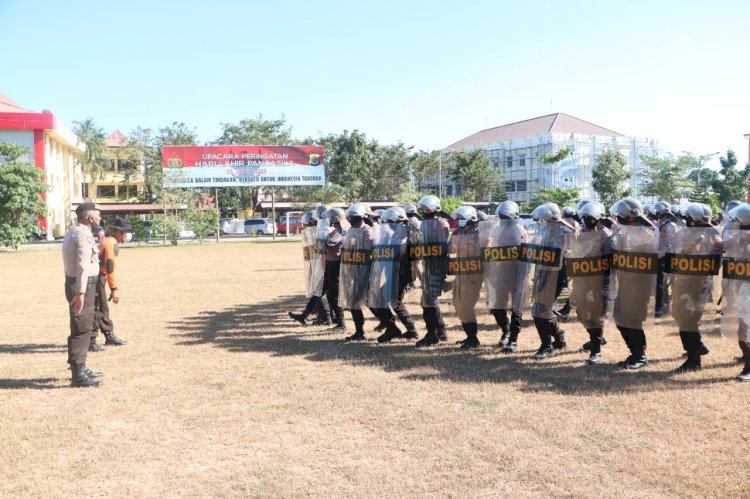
top-left (618, 326), bottom-right (646, 358)
top-left (655, 258), bottom-right (669, 311)
top-left (93, 273), bottom-right (114, 339)
top-left (323, 260), bottom-right (342, 322)
top-left (65, 276), bottom-right (97, 366)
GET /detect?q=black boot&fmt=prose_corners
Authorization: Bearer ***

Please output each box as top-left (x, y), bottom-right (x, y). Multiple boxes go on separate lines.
top-left (417, 308), bottom-right (440, 347)
top-left (676, 332), bottom-right (702, 372)
top-left (377, 323), bottom-right (402, 344)
top-left (401, 324), bottom-right (419, 340)
top-left (345, 310), bottom-right (366, 341)
top-left (738, 360), bottom-right (750, 383)
top-left (436, 323), bottom-right (448, 342)
top-left (88, 337), bottom-right (105, 352)
top-left (501, 330), bottom-right (519, 354)
top-left (585, 328), bottom-right (603, 365)
top-left (288, 312), bottom-right (308, 326)
top-left (532, 317), bottom-right (554, 359)
top-left (498, 324), bottom-right (510, 348)
top-left (70, 363), bottom-right (102, 388)
top-left (551, 323), bottom-right (567, 350)
top-left (104, 331), bottom-right (127, 346)
top-left (459, 323), bottom-right (480, 349)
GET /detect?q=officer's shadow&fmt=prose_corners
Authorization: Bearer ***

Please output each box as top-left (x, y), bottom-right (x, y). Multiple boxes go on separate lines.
top-left (0, 378), bottom-right (63, 390)
top-left (168, 294), bottom-right (734, 395)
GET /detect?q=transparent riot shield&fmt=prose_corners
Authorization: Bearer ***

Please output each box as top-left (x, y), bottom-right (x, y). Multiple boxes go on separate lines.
top-left (609, 224), bottom-right (659, 330)
top-left (302, 226), bottom-right (316, 298)
top-left (368, 222), bottom-right (407, 309)
top-left (567, 229), bottom-right (611, 330)
top-left (479, 219), bottom-right (529, 311)
top-left (308, 219), bottom-right (330, 298)
top-left (721, 229), bottom-right (750, 342)
top-left (665, 226), bottom-right (722, 334)
top-left (408, 218), bottom-right (450, 307)
top-left (524, 222), bottom-right (573, 319)
top-left (448, 231), bottom-right (484, 322)
top-left (339, 226), bottom-right (373, 310)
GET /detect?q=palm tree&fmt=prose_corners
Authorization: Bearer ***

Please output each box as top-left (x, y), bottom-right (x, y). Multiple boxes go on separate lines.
top-left (73, 118), bottom-right (107, 199)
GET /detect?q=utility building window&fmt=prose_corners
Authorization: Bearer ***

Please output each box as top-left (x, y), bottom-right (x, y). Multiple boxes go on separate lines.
top-left (519, 158), bottom-right (526, 167)
top-left (516, 180), bottom-right (527, 191)
top-left (505, 181), bottom-right (515, 192)
top-left (97, 185), bottom-right (116, 198)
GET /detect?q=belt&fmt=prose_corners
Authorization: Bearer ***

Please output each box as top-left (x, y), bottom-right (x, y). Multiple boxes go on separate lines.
top-left (65, 276), bottom-right (97, 284)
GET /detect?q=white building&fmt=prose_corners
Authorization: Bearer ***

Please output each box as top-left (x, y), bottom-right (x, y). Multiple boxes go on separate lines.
top-left (444, 113), bottom-right (660, 204)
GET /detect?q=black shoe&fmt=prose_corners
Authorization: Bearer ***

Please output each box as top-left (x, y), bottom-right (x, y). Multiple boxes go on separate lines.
top-left (501, 342), bottom-right (518, 354)
top-left (533, 345), bottom-right (554, 360)
top-left (738, 365), bottom-right (750, 382)
top-left (459, 337), bottom-right (480, 349)
top-left (585, 353), bottom-right (602, 365)
top-left (373, 322), bottom-right (387, 333)
top-left (70, 364), bottom-right (101, 388)
top-left (67, 365), bottom-right (104, 378)
top-left (654, 309), bottom-right (666, 318)
top-left (104, 331), bottom-right (127, 346)
top-left (437, 325), bottom-right (448, 342)
top-left (88, 341), bottom-right (105, 353)
top-left (415, 334), bottom-right (439, 348)
top-left (327, 324), bottom-right (346, 334)
top-left (617, 355), bottom-right (634, 368)
top-left (552, 338), bottom-right (567, 350)
top-left (624, 356), bottom-right (648, 370)
top-left (345, 332), bottom-right (366, 342)
top-left (736, 355), bottom-right (748, 364)
top-left (311, 317), bottom-right (332, 327)
top-left (401, 328), bottom-right (419, 340)
top-left (553, 309), bottom-right (569, 319)
top-left (675, 358), bottom-right (701, 373)
top-left (698, 343), bottom-right (710, 356)
top-left (499, 329), bottom-right (511, 347)
top-left (288, 312), bottom-right (307, 326)
top-left (582, 336), bottom-right (607, 352)
top-left (377, 325), bottom-right (402, 344)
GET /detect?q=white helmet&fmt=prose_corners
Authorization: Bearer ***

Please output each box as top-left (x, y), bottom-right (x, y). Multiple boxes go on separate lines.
top-left (345, 203), bottom-right (367, 219)
top-left (729, 203), bottom-right (750, 225)
top-left (531, 202), bottom-right (563, 223)
top-left (381, 207), bottom-right (406, 223)
top-left (417, 195), bottom-right (441, 213)
top-left (610, 197), bottom-right (644, 218)
top-left (302, 211), bottom-right (315, 225)
top-left (312, 204), bottom-right (331, 220)
top-left (323, 207), bottom-right (345, 223)
top-left (683, 202), bottom-right (712, 225)
top-left (495, 201), bottom-right (520, 219)
top-left (579, 202), bottom-right (604, 221)
top-left (452, 205), bottom-right (478, 222)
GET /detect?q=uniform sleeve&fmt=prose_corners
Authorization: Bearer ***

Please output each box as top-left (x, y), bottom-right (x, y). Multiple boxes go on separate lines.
top-left (102, 239), bottom-right (118, 289)
top-left (75, 231), bottom-right (91, 294)
top-left (327, 229), bottom-right (343, 248)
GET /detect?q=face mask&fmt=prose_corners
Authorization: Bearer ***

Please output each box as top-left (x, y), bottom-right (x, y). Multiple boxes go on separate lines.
top-left (498, 214), bottom-right (511, 220)
top-left (422, 211), bottom-right (436, 219)
top-left (616, 215), bottom-right (629, 225)
top-left (458, 220), bottom-right (468, 228)
top-left (348, 215), bottom-right (363, 226)
top-left (583, 216), bottom-right (598, 229)
top-left (91, 222), bottom-right (101, 234)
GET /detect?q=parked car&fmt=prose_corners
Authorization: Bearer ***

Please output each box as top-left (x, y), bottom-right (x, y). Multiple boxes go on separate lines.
top-left (244, 218), bottom-right (277, 236)
top-left (276, 216), bottom-right (304, 234)
top-left (219, 218), bottom-right (233, 235)
top-left (142, 221), bottom-right (195, 241)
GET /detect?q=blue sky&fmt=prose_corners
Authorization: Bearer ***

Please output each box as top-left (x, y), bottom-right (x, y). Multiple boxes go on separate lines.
top-left (1, 0), bottom-right (749, 167)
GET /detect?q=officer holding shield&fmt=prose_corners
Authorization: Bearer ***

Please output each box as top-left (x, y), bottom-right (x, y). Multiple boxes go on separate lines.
top-left (609, 198), bottom-right (659, 369)
top-left (654, 201), bottom-right (678, 317)
top-left (449, 206), bottom-right (484, 348)
top-left (667, 203), bottom-right (722, 372)
top-left (339, 203), bottom-right (374, 341)
top-left (481, 201), bottom-right (528, 353)
top-left (528, 203), bottom-right (576, 360)
top-left (411, 195), bottom-right (451, 347)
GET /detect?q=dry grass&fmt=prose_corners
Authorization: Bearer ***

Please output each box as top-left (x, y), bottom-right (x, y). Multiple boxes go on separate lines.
top-left (1, 241), bottom-right (748, 498)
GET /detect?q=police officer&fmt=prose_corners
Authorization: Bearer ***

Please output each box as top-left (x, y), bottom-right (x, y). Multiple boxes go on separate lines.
top-left (668, 203), bottom-right (722, 372)
top-left (609, 197), bottom-right (659, 369)
top-left (528, 203), bottom-right (575, 360)
top-left (482, 200), bottom-right (528, 353)
top-left (567, 202), bottom-right (613, 364)
top-left (403, 204), bottom-right (422, 292)
top-left (449, 206), bottom-right (484, 348)
top-left (654, 201), bottom-right (677, 317)
top-left (322, 208), bottom-right (347, 332)
top-left (553, 206), bottom-right (579, 318)
top-left (411, 195), bottom-right (450, 347)
top-left (62, 202), bottom-right (104, 388)
top-left (720, 203), bottom-right (750, 381)
top-left (339, 203), bottom-right (373, 341)
top-left (90, 217), bottom-right (133, 350)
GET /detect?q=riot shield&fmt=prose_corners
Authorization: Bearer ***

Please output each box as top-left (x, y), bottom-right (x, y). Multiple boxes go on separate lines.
top-left (339, 226), bottom-right (373, 310)
top-left (479, 219), bottom-right (529, 311)
top-left (609, 224), bottom-right (659, 330)
top-left (409, 218), bottom-right (449, 307)
top-left (567, 229), bottom-right (611, 330)
top-left (721, 229), bottom-right (750, 342)
top-left (525, 222), bottom-right (572, 319)
top-left (308, 220), bottom-right (330, 298)
top-left (448, 231), bottom-right (484, 320)
top-left (665, 226), bottom-right (722, 334)
top-left (368, 222), bottom-right (407, 309)
top-left (302, 226), bottom-right (316, 298)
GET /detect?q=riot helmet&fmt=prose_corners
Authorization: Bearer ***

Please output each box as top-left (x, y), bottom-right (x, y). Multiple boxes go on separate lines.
top-left (392, 206), bottom-right (408, 222)
top-left (345, 203), bottom-right (367, 225)
top-left (417, 195), bottom-right (441, 216)
top-left (562, 206), bottom-right (578, 218)
top-left (531, 202), bottom-right (563, 223)
top-left (495, 200), bottom-right (520, 219)
top-left (653, 201), bottom-right (671, 217)
top-left (312, 204), bottom-right (331, 220)
top-left (683, 202), bottom-right (713, 226)
top-left (404, 204), bottom-right (418, 216)
top-left (323, 207), bottom-right (346, 223)
top-left (726, 200), bottom-right (743, 213)
top-left (575, 199), bottom-right (594, 211)
top-left (452, 205), bottom-right (478, 222)
top-left (730, 203), bottom-right (750, 226)
top-left (302, 211), bottom-right (315, 226)
top-left (476, 210), bottom-right (489, 222)
top-left (579, 202), bottom-right (604, 230)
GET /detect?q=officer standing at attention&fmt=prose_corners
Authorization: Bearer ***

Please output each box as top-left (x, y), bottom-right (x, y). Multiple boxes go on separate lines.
top-left (62, 202), bottom-right (104, 388)
top-left (90, 218), bottom-right (133, 350)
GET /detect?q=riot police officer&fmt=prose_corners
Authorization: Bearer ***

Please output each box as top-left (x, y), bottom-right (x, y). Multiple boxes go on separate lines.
top-left (667, 203), bottom-right (722, 372)
top-left (410, 195), bottom-right (450, 347)
top-left (654, 201), bottom-right (678, 317)
top-left (339, 203), bottom-right (374, 341)
top-left (481, 200), bottom-right (528, 353)
top-left (528, 203), bottom-right (575, 360)
top-left (609, 198), bottom-right (659, 369)
top-left (567, 202), bottom-right (613, 364)
top-left (449, 206), bottom-right (484, 348)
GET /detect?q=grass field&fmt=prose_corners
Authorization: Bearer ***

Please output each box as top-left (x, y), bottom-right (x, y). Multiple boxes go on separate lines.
top-left (1, 241), bottom-right (748, 497)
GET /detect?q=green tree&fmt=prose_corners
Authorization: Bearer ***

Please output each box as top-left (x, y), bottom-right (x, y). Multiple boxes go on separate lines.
top-left (150, 122), bottom-right (199, 206)
top-left (448, 149), bottom-right (504, 201)
top-left (411, 150), bottom-right (440, 192)
top-left (716, 150), bottom-right (750, 204)
top-left (640, 154), bottom-right (696, 202)
top-left (441, 196), bottom-right (463, 216)
top-left (323, 129), bottom-right (378, 202)
top-left (0, 143), bottom-right (48, 249)
top-left (73, 117), bottom-right (108, 194)
top-left (592, 149), bottom-right (632, 207)
top-left (527, 187), bottom-right (580, 211)
top-left (125, 126), bottom-right (159, 202)
top-left (184, 204), bottom-right (220, 244)
top-left (538, 147), bottom-right (571, 187)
